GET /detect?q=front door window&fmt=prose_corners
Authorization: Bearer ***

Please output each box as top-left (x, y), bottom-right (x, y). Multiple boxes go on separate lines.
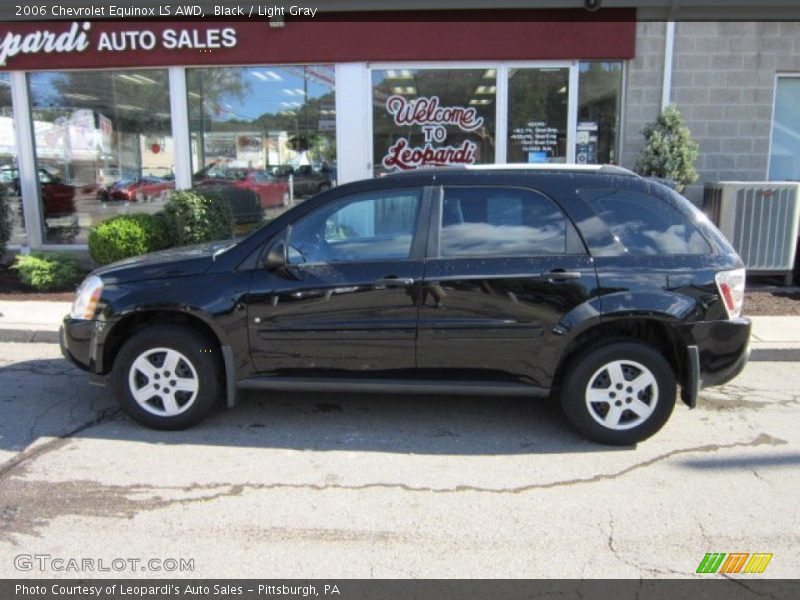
top-left (287, 189), bottom-right (421, 264)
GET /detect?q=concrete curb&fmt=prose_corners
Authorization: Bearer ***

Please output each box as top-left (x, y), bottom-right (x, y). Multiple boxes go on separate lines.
top-left (0, 328), bottom-right (798, 361)
top-left (749, 347), bottom-right (800, 362)
top-left (0, 329), bottom-right (60, 344)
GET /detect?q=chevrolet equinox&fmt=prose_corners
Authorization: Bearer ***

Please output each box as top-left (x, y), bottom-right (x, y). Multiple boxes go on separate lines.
top-left (61, 165), bottom-right (750, 445)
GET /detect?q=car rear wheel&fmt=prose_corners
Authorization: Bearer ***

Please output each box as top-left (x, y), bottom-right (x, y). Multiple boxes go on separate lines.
top-left (560, 341), bottom-right (676, 445)
top-left (111, 325), bottom-right (221, 430)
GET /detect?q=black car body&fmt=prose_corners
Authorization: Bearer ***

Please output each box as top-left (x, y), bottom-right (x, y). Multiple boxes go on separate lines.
top-left (61, 165), bottom-right (750, 444)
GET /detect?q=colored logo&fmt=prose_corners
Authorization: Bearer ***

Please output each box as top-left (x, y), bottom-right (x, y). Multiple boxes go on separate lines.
top-left (696, 553), bottom-right (773, 574)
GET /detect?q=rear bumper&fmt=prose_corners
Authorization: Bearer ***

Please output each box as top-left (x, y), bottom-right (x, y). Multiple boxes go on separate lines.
top-left (677, 317), bottom-right (751, 406)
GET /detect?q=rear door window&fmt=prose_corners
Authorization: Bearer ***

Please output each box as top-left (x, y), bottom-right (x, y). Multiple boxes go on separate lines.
top-left (578, 189), bottom-right (711, 255)
top-left (439, 186), bottom-right (577, 257)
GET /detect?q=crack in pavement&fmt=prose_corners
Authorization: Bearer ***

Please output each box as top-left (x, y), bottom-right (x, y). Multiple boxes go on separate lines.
top-left (698, 384), bottom-right (800, 411)
top-left (604, 515), bottom-right (696, 578)
top-left (0, 431), bottom-right (788, 543)
top-left (5, 432), bottom-right (787, 499)
top-left (0, 407), bottom-right (121, 482)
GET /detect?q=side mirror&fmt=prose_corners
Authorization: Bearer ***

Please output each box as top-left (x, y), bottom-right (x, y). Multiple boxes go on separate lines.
top-left (263, 240), bottom-right (288, 270)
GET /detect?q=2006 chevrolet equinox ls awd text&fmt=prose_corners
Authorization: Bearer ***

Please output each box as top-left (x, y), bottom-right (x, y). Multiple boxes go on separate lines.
top-left (61, 165), bottom-right (750, 445)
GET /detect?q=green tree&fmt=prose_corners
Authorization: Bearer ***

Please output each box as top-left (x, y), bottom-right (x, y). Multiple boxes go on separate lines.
top-left (634, 105), bottom-right (699, 192)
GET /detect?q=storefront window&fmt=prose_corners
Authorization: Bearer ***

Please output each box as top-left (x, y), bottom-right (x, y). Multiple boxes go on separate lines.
top-left (187, 65), bottom-right (336, 227)
top-left (27, 70), bottom-right (173, 244)
top-left (577, 61), bottom-right (623, 165)
top-left (768, 76), bottom-right (800, 181)
top-left (373, 68), bottom-right (496, 175)
top-left (0, 73), bottom-right (25, 245)
top-left (507, 67), bottom-right (569, 164)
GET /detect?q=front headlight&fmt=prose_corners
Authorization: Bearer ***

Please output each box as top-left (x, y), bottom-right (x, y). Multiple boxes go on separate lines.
top-left (70, 275), bottom-right (104, 320)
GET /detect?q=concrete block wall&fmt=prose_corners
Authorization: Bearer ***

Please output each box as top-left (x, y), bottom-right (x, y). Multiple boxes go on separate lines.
top-left (622, 21), bottom-right (800, 203)
top-left (621, 21), bottom-right (666, 179)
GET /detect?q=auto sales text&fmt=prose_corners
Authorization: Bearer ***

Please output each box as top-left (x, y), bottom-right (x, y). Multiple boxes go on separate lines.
top-left (0, 21), bottom-right (239, 66)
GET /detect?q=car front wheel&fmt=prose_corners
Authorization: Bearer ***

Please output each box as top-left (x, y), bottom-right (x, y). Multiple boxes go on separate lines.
top-left (111, 325), bottom-right (221, 430)
top-left (560, 341), bottom-right (676, 445)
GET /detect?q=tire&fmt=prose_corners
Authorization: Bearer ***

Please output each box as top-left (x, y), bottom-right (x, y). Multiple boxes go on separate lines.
top-left (559, 341), bottom-right (676, 445)
top-left (111, 325), bottom-right (222, 430)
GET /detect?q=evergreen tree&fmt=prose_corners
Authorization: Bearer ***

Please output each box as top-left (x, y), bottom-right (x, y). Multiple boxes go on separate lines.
top-left (634, 105), bottom-right (698, 192)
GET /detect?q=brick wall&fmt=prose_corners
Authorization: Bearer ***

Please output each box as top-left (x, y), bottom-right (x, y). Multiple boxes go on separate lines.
top-left (621, 21), bottom-right (800, 203)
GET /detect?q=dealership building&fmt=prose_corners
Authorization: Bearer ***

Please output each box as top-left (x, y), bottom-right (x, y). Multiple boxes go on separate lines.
top-left (0, 1), bottom-right (799, 251)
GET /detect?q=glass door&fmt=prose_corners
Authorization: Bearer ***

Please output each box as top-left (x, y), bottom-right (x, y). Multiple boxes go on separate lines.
top-left (506, 67), bottom-right (571, 164)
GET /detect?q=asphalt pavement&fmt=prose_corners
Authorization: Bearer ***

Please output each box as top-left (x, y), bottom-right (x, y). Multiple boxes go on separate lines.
top-left (0, 340), bottom-right (798, 578)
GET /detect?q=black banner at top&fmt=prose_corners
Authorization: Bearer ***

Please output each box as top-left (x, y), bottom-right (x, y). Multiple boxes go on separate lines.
top-left (1, 1), bottom-right (800, 23)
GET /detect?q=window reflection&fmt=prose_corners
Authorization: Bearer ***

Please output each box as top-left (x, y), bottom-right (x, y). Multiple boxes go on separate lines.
top-left (0, 73), bottom-right (24, 245)
top-left (579, 189), bottom-right (710, 255)
top-left (187, 65), bottom-right (336, 229)
top-left (28, 69), bottom-right (173, 244)
top-left (440, 187), bottom-right (567, 257)
top-left (577, 62), bottom-right (623, 165)
top-left (768, 77), bottom-right (800, 180)
top-left (288, 190), bottom-right (420, 264)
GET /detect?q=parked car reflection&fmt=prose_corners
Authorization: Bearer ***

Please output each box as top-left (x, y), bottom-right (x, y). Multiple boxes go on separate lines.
top-left (0, 166), bottom-right (76, 218)
top-left (272, 164), bottom-right (333, 198)
top-left (194, 163), bottom-right (290, 208)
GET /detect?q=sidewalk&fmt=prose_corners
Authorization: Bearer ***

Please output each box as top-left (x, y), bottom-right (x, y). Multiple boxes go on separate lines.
top-left (0, 300), bottom-right (799, 361)
top-left (0, 300), bottom-right (70, 343)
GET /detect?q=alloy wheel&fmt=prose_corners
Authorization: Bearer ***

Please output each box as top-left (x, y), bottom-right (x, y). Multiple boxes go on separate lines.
top-left (584, 359), bottom-right (658, 430)
top-left (127, 347), bottom-right (200, 417)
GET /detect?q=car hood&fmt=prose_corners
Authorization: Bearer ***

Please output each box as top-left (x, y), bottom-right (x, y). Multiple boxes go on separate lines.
top-left (91, 240), bottom-right (237, 284)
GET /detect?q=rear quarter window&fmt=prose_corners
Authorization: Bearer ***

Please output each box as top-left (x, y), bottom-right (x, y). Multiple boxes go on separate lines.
top-left (577, 189), bottom-right (711, 255)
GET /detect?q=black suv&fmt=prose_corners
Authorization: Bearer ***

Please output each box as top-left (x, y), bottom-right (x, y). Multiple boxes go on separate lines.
top-left (61, 166), bottom-right (750, 445)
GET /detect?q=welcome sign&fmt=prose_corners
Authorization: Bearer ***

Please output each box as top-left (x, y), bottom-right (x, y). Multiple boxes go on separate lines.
top-left (381, 95), bottom-right (484, 171)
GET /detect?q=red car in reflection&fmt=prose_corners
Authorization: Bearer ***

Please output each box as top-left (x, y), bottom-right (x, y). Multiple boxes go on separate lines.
top-left (194, 166), bottom-right (290, 208)
top-left (99, 176), bottom-right (175, 202)
top-left (1, 167), bottom-right (75, 217)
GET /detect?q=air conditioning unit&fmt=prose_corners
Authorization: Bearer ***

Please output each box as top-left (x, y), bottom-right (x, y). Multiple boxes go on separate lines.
top-left (703, 182), bottom-right (800, 285)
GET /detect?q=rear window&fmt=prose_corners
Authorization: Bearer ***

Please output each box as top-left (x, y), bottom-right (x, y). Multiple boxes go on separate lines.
top-left (578, 189), bottom-right (711, 255)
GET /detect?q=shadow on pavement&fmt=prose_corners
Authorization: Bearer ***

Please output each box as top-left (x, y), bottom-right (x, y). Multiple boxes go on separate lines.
top-left (677, 453), bottom-right (800, 469)
top-left (0, 358), bottom-right (621, 456)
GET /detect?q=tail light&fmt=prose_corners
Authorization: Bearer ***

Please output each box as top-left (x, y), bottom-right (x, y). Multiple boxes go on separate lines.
top-left (715, 268), bottom-right (746, 319)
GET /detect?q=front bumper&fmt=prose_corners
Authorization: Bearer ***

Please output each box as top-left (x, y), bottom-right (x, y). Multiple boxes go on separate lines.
top-left (60, 316), bottom-right (94, 371)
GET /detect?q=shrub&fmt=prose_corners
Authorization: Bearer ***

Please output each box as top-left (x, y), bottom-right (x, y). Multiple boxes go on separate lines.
top-left (163, 189), bottom-right (234, 246)
top-left (634, 104), bottom-right (699, 192)
top-left (0, 185), bottom-right (10, 257)
top-left (88, 213), bottom-right (174, 266)
top-left (12, 253), bottom-right (88, 291)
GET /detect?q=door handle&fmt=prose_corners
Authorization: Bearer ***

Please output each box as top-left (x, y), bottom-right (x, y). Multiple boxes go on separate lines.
top-left (374, 277), bottom-right (415, 288)
top-left (547, 270), bottom-right (582, 281)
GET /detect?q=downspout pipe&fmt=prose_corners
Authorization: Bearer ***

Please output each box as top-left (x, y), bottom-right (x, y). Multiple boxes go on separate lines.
top-left (661, 20), bottom-right (676, 111)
